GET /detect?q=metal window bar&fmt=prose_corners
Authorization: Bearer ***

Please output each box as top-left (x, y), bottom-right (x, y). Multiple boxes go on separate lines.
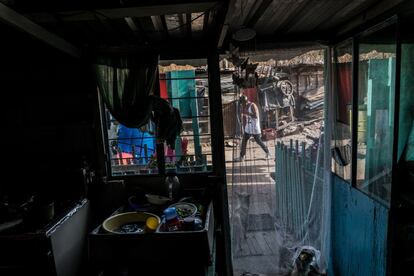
top-left (166, 96), bottom-right (209, 100)
top-left (159, 77), bottom-right (209, 80)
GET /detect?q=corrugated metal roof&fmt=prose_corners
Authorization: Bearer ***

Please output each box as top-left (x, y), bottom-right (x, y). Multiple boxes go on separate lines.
top-left (2, 0), bottom-right (411, 55)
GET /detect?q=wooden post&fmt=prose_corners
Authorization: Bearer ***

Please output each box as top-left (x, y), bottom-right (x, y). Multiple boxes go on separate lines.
top-left (207, 51), bottom-right (232, 276)
top-left (131, 144), bottom-right (136, 164)
top-left (156, 142), bottom-right (165, 175)
top-left (144, 144), bottom-right (148, 164)
top-left (275, 108), bottom-right (279, 129)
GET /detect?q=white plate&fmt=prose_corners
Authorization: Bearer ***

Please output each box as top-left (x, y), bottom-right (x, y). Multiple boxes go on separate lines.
top-left (145, 194), bottom-right (171, 205)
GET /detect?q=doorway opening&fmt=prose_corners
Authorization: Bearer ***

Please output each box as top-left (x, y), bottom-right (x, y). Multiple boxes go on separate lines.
top-left (220, 48), bottom-right (329, 275)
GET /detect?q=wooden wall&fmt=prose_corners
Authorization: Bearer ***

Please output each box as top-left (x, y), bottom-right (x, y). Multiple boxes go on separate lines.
top-left (0, 23), bottom-right (98, 201)
top-left (330, 175), bottom-right (388, 276)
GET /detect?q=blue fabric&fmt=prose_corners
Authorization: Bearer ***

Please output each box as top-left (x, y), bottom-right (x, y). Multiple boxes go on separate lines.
top-left (117, 124), bottom-right (155, 164)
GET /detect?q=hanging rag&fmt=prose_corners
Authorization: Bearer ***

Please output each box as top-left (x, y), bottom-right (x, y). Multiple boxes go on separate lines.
top-left (94, 54), bottom-right (182, 148)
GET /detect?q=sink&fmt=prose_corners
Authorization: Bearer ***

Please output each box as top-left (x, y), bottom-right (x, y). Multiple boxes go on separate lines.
top-left (88, 201), bottom-right (215, 266)
top-left (102, 212), bottom-right (160, 234)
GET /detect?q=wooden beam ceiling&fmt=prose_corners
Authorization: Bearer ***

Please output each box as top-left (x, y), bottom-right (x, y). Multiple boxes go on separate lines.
top-left (25, 2), bottom-right (218, 23)
top-left (313, 0), bottom-right (378, 32)
top-left (0, 3), bottom-right (81, 58)
top-left (202, 10), bottom-right (210, 36)
top-left (244, 0), bottom-right (271, 28)
top-left (217, 0), bottom-right (235, 48)
top-left (186, 13), bottom-right (192, 38)
top-left (336, 0), bottom-right (405, 37)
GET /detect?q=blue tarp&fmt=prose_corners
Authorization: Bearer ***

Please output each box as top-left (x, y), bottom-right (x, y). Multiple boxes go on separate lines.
top-left (117, 124), bottom-right (155, 164)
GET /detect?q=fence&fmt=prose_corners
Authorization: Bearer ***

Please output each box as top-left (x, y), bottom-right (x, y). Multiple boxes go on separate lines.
top-left (275, 135), bottom-right (324, 242)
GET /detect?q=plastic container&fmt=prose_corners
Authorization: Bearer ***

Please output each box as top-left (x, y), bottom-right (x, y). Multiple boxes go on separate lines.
top-left (183, 216), bottom-right (203, 231)
top-left (193, 217), bottom-right (203, 231)
top-left (182, 217), bottom-right (195, 230)
top-left (165, 172), bottom-right (180, 201)
top-left (163, 207), bottom-right (181, 232)
top-left (144, 217), bottom-right (159, 233)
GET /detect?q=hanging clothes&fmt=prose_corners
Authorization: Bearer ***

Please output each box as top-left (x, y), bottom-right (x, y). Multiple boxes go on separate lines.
top-left (95, 55), bottom-right (182, 149)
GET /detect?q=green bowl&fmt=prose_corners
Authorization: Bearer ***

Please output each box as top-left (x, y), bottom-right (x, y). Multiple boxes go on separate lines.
top-left (102, 212), bottom-right (160, 234)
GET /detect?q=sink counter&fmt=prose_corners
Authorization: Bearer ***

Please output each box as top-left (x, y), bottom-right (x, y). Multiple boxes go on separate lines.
top-left (88, 200), bottom-right (215, 274)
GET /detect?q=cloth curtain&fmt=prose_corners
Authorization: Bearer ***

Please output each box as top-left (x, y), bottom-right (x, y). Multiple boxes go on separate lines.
top-left (336, 63), bottom-right (352, 124)
top-left (95, 55), bottom-right (157, 128)
top-left (95, 55), bottom-right (182, 148)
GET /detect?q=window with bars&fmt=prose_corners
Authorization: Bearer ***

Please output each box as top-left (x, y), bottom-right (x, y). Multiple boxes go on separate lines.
top-left (103, 59), bottom-right (213, 176)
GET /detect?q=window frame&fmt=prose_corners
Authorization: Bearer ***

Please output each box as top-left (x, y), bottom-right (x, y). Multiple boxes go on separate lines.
top-left (331, 38), bottom-right (354, 183)
top-left (331, 17), bottom-right (401, 208)
top-left (98, 58), bottom-right (217, 179)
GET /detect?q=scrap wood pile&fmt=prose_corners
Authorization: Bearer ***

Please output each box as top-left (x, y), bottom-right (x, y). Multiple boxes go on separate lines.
top-left (159, 64), bottom-right (195, 73)
top-left (221, 75), bottom-right (235, 93)
top-left (297, 85), bottom-right (324, 120)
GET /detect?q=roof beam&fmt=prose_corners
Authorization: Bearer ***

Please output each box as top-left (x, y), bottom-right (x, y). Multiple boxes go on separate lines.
top-left (217, 0), bottom-right (234, 48)
top-left (160, 15), bottom-right (170, 38)
top-left (0, 3), bottom-right (81, 58)
top-left (272, 0), bottom-right (315, 35)
top-left (245, 0), bottom-right (272, 28)
top-left (25, 2), bottom-right (218, 24)
top-left (151, 15), bottom-right (166, 40)
top-left (203, 10), bottom-right (210, 35)
top-left (186, 13), bottom-right (192, 38)
top-left (336, 0), bottom-right (405, 37)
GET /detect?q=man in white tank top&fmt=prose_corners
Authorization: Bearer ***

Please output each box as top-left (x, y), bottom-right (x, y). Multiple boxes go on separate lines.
top-left (235, 95), bottom-right (270, 161)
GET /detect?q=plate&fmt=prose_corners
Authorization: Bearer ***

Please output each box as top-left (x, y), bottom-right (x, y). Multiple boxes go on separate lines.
top-left (168, 202), bottom-right (197, 219)
top-left (145, 194), bottom-right (171, 205)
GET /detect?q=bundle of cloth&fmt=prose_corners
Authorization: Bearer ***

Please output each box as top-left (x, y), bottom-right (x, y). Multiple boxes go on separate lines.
top-left (95, 54), bottom-right (182, 149)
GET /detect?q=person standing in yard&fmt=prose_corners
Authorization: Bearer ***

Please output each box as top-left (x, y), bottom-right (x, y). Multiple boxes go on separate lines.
top-left (235, 95), bottom-right (271, 162)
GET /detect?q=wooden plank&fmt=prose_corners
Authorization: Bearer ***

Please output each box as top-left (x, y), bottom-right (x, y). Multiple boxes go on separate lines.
top-left (332, 176), bottom-right (389, 276)
top-left (273, 0), bottom-right (321, 35)
top-left (249, 201), bottom-right (271, 215)
top-left (25, 2), bottom-right (218, 23)
top-left (245, 235), bottom-right (262, 256)
top-left (252, 232), bottom-right (273, 255)
top-left (262, 231), bottom-right (278, 255)
top-left (0, 3), bottom-right (81, 58)
top-left (313, 0), bottom-right (377, 31)
top-left (232, 254), bottom-right (280, 274)
top-left (125, 17), bottom-right (138, 32)
top-left (160, 15), bottom-right (170, 38)
top-left (239, 239), bottom-right (251, 256)
top-left (216, 0), bottom-right (232, 48)
top-left (254, 0), bottom-right (292, 35)
top-left (99, 18), bottom-right (126, 42)
top-left (203, 10), bottom-right (210, 35)
top-left (186, 13), bottom-right (192, 38)
top-left (217, 24), bottom-right (228, 48)
top-left (245, 0), bottom-right (272, 28)
top-left (337, 0), bottom-right (405, 37)
top-left (285, 0), bottom-right (335, 34)
top-left (228, 0), bottom-right (256, 29)
top-left (151, 15), bottom-right (166, 40)
top-left (270, 0), bottom-right (308, 34)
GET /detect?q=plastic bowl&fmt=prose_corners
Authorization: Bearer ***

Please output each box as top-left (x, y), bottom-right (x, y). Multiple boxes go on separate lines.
top-left (168, 202), bottom-right (197, 219)
top-left (102, 212), bottom-right (160, 234)
top-left (145, 194), bottom-right (171, 205)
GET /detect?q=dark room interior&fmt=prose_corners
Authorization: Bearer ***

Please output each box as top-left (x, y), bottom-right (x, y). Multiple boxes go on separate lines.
top-left (0, 1), bottom-right (413, 275)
